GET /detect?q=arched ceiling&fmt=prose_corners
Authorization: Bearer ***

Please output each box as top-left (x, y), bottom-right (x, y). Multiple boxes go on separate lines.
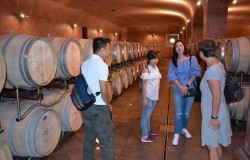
top-left (50, 0), bottom-right (250, 36)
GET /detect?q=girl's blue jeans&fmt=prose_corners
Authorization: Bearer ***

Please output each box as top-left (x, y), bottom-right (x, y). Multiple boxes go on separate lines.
top-left (173, 89), bottom-right (194, 134)
top-left (141, 97), bottom-right (157, 137)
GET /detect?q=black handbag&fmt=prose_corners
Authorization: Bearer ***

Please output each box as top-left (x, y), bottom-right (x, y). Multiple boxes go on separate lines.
top-left (194, 77), bottom-right (202, 102)
top-left (224, 74), bottom-right (244, 104)
top-left (183, 88), bottom-right (196, 97)
top-left (185, 57), bottom-right (201, 101)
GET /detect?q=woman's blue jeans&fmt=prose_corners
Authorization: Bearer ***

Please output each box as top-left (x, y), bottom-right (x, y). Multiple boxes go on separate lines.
top-left (173, 89), bottom-right (194, 134)
top-left (141, 97), bottom-right (157, 137)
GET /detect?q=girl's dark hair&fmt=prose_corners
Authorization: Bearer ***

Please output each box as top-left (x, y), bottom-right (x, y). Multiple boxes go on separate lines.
top-left (147, 50), bottom-right (158, 61)
top-left (172, 40), bottom-right (188, 67)
top-left (198, 39), bottom-right (216, 58)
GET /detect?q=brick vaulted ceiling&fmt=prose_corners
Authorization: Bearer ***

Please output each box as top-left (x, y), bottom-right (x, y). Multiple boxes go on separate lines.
top-left (50, 0), bottom-right (250, 35)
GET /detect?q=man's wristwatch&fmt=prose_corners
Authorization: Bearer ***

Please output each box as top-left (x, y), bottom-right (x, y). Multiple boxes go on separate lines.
top-left (186, 84), bottom-right (190, 88)
top-left (211, 115), bottom-right (218, 119)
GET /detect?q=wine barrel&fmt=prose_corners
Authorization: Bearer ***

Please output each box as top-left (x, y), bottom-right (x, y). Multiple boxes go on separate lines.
top-left (48, 37), bottom-right (83, 79)
top-left (0, 51), bottom-right (6, 93)
top-left (41, 89), bottom-right (82, 132)
top-left (224, 37), bottom-right (250, 74)
top-left (126, 42), bottom-right (134, 60)
top-left (0, 142), bottom-right (13, 160)
top-left (0, 100), bottom-right (61, 157)
top-left (215, 39), bottom-right (228, 64)
top-left (228, 88), bottom-right (249, 121)
top-left (119, 42), bottom-right (128, 62)
top-left (133, 43), bottom-right (138, 59)
top-left (135, 62), bottom-right (143, 79)
top-left (189, 43), bottom-right (197, 56)
top-left (130, 65), bottom-right (138, 82)
top-left (107, 81), bottom-right (113, 103)
top-left (111, 42), bottom-right (121, 65)
top-left (109, 72), bottom-right (123, 97)
top-left (105, 55), bottom-right (112, 67)
top-left (126, 66), bottom-right (134, 85)
top-left (119, 69), bottom-right (129, 90)
top-left (137, 43), bottom-right (142, 58)
top-left (0, 34), bottom-right (57, 89)
top-left (141, 44), bottom-right (147, 57)
top-left (78, 39), bottom-right (94, 61)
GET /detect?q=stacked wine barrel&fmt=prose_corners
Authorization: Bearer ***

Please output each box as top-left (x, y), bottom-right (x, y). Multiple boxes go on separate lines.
top-left (0, 34), bottom-right (84, 159)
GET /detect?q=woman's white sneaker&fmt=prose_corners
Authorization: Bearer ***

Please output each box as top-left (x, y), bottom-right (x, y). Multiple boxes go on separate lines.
top-left (182, 129), bottom-right (192, 138)
top-left (172, 134), bottom-right (179, 146)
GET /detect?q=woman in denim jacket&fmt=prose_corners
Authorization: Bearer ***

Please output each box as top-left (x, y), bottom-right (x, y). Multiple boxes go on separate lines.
top-left (168, 40), bottom-right (201, 145)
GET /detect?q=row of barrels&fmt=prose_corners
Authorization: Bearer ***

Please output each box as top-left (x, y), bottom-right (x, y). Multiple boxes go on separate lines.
top-left (108, 60), bottom-right (147, 98)
top-left (0, 33), bottom-right (152, 93)
top-left (188, 36), bottom-right (250, 75)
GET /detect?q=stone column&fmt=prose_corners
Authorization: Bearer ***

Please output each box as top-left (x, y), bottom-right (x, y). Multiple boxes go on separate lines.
top-left (203, 0), bottom-right (228, 39)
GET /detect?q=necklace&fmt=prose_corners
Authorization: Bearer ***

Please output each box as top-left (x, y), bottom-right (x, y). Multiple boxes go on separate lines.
top-left (207, 58), bottom-right (218, 69)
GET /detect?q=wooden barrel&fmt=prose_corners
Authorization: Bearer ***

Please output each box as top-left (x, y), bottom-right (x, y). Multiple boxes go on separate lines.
top-left (126, 42), bottom-right (134, 60)
top-left (48, 37), bottom-right (83, 79)
top-left (78, 39), bottom-right (93, 61)
top-left (109, 72), bottom-right (123, 97)
top-left (135, 62), bottom-right (143, 79)
top-left (0, 51), bottom-right (6, 93)
top-left (0, 33), bottom-right (57, 89)
top-left (137, 43), bottom-right (142, 58)
top-left (228, 88), bottom-right (249, 121)
top-left (119, 42), bottom-right (128, 62)
top-left (189, 43), bottom-right (197, 56)
top-left (224, 37), bottom-right (250, 74)
top-left (41, 89), bottom-right (82, 132)
top-left (0, 142), bottom-right (13, 160)
top-left (133, 43), bottom-right (138, 59)
top-left (126, 66), bottom-right (134, 85)
top-left (119, 69), bottom-right (129, 90)
top-left (215, 39), bottom-right (227, 64)
top-left (111, 42), bottom-right (121, 65)
top-left (107, 81), bottom-right (113, 103)
top-left (0, 100), bottom-right (61, 157)
top-left (130, 65), bottom-right (138, 82)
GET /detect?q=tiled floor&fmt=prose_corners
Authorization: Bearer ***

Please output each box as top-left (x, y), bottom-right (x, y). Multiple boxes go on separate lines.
top-left (14, 58), bottom-right (247, 160)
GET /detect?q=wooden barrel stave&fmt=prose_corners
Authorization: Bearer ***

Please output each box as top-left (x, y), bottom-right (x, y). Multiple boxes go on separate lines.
top-left (110, 72), bottom-right (123, 97)
top-left (78, 39), bottom-right (94, 61)
top-left (133, 43), bottom-right (138, 59)
top-left (111, 42), bottom-right (121, 65)
top-left (0, 142), bottom-right (13, 160)
top-left (119, 69), bottom-right (129, 90)
top-left (126, 67), bottom-right (133, 85)
top-left (119, 42), bottom-right (128, 62)
top-left (0, 51), bottom-right (6, 93)
top-left (215, 39), bottom-right (227, 64)
top-left (107, 81), bottom-right (113, 102)
top-left (0, 100), bottom-right (61, 157)
top-left (126, 42), bottom-right (134, 60)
